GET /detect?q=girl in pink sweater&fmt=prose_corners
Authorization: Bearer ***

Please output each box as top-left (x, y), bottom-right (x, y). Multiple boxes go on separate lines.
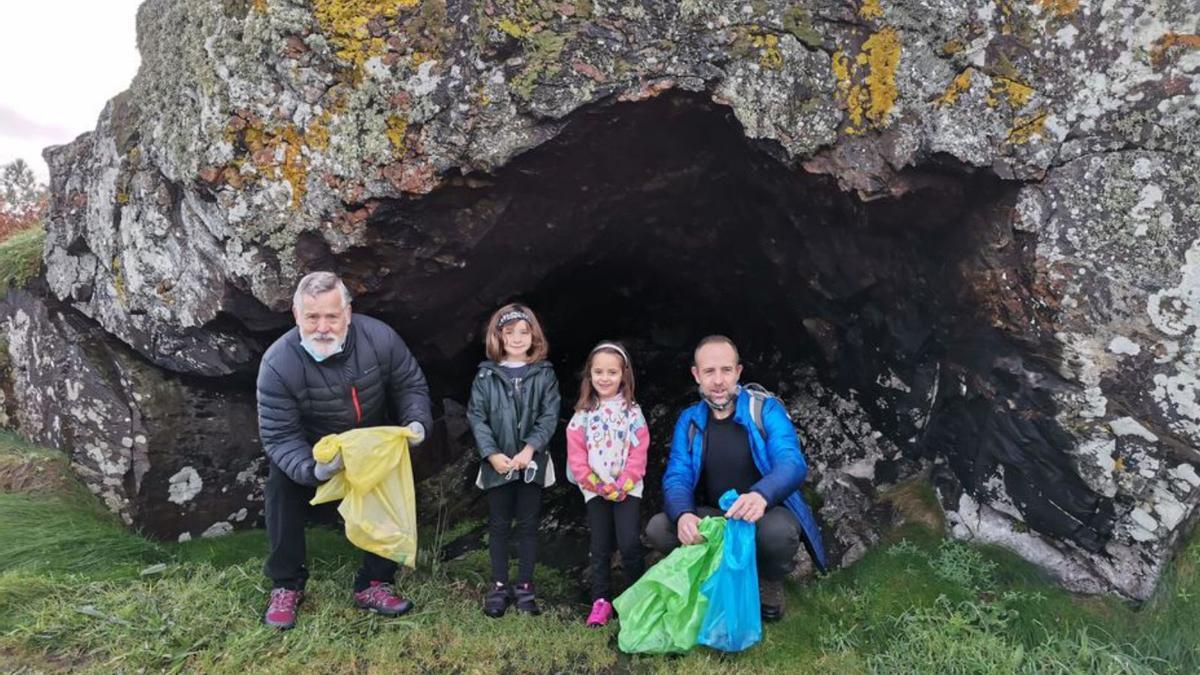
top-left (566, 341), bottom-right (650, 627)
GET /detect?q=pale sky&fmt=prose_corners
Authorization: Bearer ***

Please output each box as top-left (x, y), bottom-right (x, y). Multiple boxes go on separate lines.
top-left (0, 1), bottom-right (144, 182)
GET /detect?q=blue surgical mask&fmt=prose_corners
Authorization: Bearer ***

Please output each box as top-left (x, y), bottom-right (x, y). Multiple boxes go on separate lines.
top-left (301, 336), bottom-right (344, 362)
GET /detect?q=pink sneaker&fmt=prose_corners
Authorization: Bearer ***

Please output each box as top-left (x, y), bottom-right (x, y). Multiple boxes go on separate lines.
top-left (353, 581), bottom-right (413, 616)
top-left (586, 598), bottom-right (614, 627)
top-left (263, 588), bottom-right (304, 629)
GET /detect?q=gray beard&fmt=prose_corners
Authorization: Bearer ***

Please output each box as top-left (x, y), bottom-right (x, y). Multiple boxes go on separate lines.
top-left (699, 385), bottom-right (737, 412)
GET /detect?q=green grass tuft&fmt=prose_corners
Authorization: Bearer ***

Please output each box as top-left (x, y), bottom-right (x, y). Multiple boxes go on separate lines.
top-left (0, 224), bottom-right (44, 298)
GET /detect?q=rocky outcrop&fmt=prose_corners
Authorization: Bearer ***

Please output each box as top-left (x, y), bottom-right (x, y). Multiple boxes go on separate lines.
top-left (0, 285), bottom-right (263, 539)
top-left (5, 0), bottom-right (1197, 598)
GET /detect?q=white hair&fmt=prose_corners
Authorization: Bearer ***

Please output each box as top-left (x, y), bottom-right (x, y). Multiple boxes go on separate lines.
top-left (292, 271), bottom-right (352, 311)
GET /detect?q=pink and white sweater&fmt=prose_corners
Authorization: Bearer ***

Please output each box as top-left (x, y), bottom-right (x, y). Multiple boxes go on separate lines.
top-left (566, 395), bottom-right (650, 502)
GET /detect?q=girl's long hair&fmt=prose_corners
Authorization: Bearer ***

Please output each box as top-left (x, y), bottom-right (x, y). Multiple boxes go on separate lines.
top-left (483, 302), bottom-right (549, 363)
top-left (575, 342), bottom-right (636, 411)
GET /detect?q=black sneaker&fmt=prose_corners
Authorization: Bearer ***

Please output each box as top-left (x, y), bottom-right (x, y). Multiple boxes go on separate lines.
top-left (483, 582), bottom-right (513, 618)
top-left (513, 581), bottom-right (541, 615)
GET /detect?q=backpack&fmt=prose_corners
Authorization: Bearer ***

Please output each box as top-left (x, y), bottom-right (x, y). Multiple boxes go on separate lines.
top-left (687, 383), bottom-right (788, 448)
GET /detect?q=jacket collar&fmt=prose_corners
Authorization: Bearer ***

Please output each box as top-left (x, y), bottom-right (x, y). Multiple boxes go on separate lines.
top-left (479, 359), bottom-right (551, 378)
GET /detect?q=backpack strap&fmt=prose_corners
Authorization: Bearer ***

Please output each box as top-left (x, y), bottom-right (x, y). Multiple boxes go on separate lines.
top-left (748, 390), bottom-right (766, 439)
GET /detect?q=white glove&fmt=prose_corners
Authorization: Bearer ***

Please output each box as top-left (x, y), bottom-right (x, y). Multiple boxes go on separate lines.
top-left (406, 421), bottom-right (426, 446)
top-left (313, 453), bottom-right (343, 481)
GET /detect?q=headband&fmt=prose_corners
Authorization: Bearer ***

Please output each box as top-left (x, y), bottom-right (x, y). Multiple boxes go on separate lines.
top-left (497, 310), bottom-right (531, 328)
top-left (590, 342), bottom-right (630, 365)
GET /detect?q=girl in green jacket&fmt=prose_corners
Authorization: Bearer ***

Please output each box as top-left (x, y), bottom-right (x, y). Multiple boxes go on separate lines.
top-left (467, 302), bottom-right (561, 618)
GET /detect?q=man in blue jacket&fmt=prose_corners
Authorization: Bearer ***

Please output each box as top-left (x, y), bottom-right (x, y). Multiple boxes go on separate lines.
top-left (645, 335), bottom-right (826, 621)
top-left (256, 272), bottom-right (433, 629)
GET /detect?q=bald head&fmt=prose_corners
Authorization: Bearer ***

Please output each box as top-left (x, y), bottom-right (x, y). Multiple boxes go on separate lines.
top-left (693, 335), bottom-right (739, 365)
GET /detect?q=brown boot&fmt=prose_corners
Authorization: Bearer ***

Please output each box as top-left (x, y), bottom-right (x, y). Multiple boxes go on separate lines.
top-left (760, 579), bottom-right (785, 623)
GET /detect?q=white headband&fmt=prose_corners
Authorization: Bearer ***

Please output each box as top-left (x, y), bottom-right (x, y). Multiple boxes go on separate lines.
top-left (497, 310), bottom-right (530, 328)
top-left (590, 342), bottom-right (630, 365)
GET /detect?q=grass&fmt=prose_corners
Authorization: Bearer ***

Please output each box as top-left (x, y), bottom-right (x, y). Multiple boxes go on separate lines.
top-left (0, 223), bottom-right (44, 298)
top-left (0, 435), bottom-right (1197, 673)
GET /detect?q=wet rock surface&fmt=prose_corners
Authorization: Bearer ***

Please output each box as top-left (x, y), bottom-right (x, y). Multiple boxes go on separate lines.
top-left (3, 0), bottom-right (1198, 598)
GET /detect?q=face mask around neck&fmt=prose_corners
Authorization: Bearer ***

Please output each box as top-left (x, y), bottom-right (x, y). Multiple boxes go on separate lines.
top-left (699, 384), bottom-right (739, 412)
top-left (301, 336), bottom-right (344, 362)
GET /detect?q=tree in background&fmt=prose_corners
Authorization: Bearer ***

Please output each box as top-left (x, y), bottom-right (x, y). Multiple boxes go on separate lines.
top-left (0, 159), bottom-right (48, 241)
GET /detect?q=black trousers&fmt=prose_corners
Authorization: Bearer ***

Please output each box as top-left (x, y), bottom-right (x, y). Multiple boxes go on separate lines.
top-left (644, 505), bottom-right (801, 581)
top-left (487, 481), bottom-right (542, 584)
top-left (264, 461), bottom-right (397, 592)
top-left (586, 496), bottom-right (645, 601)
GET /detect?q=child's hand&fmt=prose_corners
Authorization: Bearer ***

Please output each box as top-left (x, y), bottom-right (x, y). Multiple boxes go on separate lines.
top-left (614, 477), bottom-right (636, 502)
top-left (600, 482), bottom-right (619, 500)
top-left (488, 453), bottom-right (513, 474)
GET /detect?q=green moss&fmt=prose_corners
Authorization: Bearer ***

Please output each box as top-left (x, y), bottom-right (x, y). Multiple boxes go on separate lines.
top-left (0, 225), bottom-right (44, 299)
top-left (511, 29), bottom-right (568, 102)
top-left (783, 4), bottom-right (823, 48)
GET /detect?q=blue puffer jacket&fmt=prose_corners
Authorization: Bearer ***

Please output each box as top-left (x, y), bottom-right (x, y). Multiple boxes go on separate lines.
top-left (661, 388), bottom-right (827, 571)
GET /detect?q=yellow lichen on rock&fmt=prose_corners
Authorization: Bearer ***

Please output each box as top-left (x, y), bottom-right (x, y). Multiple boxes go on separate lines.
top-left (305, 113), bottom-right (332, 152)
top-left (386, 115), bottom-right (409, 154)
top-left (752, 32), bottom-right (783, 69)
top-left (1150, 32), bottom-right (1200, 67)
top-left (1007, 109), bottom-right (1048, 144)
top-left (862, 28), bottom-right (900, 126)
top-left (830, 28), bottom-right (901, 134)
top-left (276, 126), bottom-right (309, 209)
top-left (987, 75), bottom-right (1034, 109)
top-left (936, 68), bottom-right (974, 107)
top-left (860, 0), bottom-right (883, 20)
top-left (1035, 0), bottom-right (1078, 17)
top-left (313, 0), bottom-right (421, 69)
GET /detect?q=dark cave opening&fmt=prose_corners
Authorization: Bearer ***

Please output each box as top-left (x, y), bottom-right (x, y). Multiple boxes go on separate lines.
top-left (298, 91), bottom-right (1075, 579)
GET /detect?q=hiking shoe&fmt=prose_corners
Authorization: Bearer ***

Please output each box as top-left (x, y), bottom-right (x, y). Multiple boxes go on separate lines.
top-left (483, 582), bottom-right (513, 618)
top-left (586, 598), bottom-right (613, 627)
top-left (760, 579), bottom-right (785, 623)
top-left (353, 581), bottom-right (413, 617)
top-left (263, 588), bottom-right (304, 629)
top-left (513, 581), bottom-right (541, 615)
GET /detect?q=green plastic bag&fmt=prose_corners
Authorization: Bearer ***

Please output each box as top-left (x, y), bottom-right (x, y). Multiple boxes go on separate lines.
top-left (613, 517), bottom-right (726, 654)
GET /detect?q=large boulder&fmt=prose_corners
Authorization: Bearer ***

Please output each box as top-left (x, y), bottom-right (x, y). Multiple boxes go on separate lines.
top-left (2, 0), bottom-right (1197, 598)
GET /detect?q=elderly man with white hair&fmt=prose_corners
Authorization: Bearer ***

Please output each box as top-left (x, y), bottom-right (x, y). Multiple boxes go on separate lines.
top-left (256, 271), bottom-right (432, 629)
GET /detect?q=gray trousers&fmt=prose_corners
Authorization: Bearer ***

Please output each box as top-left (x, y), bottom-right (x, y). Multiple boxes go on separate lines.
top-left (644, 505), bottom-right (801, 581)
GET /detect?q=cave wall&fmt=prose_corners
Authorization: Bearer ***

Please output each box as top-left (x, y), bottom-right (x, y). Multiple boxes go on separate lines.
top-left (3, 0), bottom-right (1198, 598)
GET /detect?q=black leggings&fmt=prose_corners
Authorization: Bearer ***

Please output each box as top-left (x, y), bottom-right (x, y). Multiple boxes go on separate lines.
top-left (586, 496), bottom-right (645, 600)
top-left (487, 481), bottom-right (542, 584)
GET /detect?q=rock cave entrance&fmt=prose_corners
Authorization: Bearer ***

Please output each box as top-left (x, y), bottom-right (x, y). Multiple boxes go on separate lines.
top-left (311, 92), bottom-right (1052, 572)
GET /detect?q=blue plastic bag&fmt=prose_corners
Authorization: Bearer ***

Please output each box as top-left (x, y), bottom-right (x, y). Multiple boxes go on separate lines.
top-left (613, 517), bottom-right (727, 654)
top-left (697, 489), bottom-right (762, 652)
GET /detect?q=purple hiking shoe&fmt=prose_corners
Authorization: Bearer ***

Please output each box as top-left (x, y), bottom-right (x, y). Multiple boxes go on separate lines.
top-left (353, 581), bottom-right (413, 616)
top-left (263, 588), bottom-right (304, 629)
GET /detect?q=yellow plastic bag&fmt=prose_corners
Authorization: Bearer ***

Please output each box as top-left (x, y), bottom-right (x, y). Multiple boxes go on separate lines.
top-left (310, 426), bottom-right (418, 567)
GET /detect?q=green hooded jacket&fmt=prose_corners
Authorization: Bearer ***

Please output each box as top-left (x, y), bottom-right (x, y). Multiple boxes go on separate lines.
top-left (466, 360), bottom-right (561, 490)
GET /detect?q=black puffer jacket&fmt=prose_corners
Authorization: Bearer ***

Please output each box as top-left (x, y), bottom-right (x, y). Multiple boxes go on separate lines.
top-left (256, 314), bottom-right (433, 486)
